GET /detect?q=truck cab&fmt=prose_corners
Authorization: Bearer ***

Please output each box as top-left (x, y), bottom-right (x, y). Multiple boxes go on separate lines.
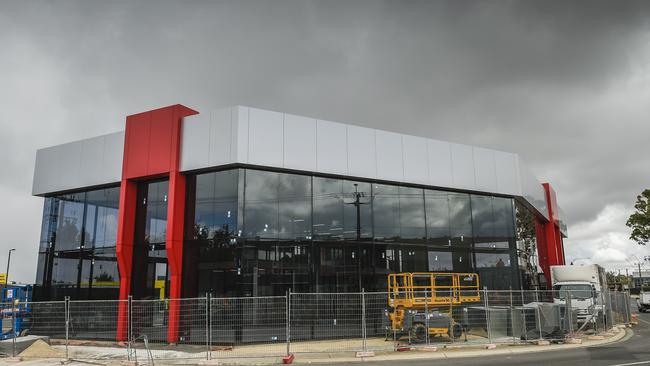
top-left (550, 264), bottom-right (607, 324)
top-left (552, 282), bottom-right (601, 322)
top-left (638, 291), bottom-right (650, 312)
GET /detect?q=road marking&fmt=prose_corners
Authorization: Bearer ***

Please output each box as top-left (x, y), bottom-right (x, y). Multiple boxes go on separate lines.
top-left (608, 361), bottom-right (650, 366)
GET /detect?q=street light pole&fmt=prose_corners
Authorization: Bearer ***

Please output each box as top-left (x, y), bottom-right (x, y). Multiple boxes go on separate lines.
top-left (354, 184), bottom-right (361, 241)
top-left (5, 248), bottom-right (15, 288)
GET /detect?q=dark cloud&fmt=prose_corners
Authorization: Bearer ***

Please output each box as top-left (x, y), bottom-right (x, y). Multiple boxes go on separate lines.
top-left (1, 0), bottom-right (650, 280)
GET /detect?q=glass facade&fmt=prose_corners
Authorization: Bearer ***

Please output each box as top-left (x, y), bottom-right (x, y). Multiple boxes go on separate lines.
top-left (35, 168), bottom-right (538, 300)
top-left (35, 187), bottom-right (120, 301)
top-left (183, 168), bottom-right (525, 297)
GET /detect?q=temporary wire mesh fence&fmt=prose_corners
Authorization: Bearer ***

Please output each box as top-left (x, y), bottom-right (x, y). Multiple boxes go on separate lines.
top-left (4, 289), bottom-right (633, 361)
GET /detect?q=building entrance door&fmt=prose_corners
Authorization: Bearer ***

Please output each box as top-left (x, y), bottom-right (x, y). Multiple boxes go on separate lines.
top-left (131, 180), bottom-right (170, 299)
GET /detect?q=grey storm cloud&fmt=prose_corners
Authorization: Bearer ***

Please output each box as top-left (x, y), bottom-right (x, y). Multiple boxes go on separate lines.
top-left (1, 0), bottom-right (650, 281)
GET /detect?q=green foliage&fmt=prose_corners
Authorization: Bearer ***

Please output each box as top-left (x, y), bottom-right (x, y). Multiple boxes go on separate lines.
top-left (94, 272), bottom-right (114, 282)
top-left (606, 271), bottom-right (630, 285)
top-left (627, 189), bottom-right (650, 245)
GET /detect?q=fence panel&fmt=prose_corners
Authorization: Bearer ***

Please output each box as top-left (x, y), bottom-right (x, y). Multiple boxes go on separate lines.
top-left (129, 298), bottom-right (208, 362)
top-left (68, 300), bottom-right (123, 341)
top-left (210, 296), bottom-right (287, 358)
top-left (289, 293), bottom-right (363, 353)
top-left (363, 292), bottom-right (393, 351)
top-left (23, 300), bottom-right (67, 339)
top-left (3, 288), bottom-right (634, 362)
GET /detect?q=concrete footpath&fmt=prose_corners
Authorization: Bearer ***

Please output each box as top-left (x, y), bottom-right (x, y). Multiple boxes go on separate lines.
top-left (0, 325), bottom-right (631, 365)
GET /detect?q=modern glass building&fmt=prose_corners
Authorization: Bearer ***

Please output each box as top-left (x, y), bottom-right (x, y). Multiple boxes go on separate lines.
top-left (32, 104), bottom-right (567, 304)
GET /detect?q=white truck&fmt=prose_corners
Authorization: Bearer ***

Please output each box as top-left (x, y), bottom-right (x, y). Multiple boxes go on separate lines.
top-left (551, 264), bottom-right (607, 323)
top-left (638, 292), bottom-right (650, 312)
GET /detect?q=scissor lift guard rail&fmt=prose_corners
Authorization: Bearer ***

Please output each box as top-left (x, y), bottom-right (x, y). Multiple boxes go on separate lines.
top-left (387, 272), bottom-right (481, 340)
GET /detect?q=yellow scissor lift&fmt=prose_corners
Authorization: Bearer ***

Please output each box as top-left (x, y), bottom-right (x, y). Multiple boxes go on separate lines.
top-left (387, 272), bottom-right (481, 340)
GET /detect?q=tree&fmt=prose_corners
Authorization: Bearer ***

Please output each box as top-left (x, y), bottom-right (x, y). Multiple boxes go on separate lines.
top-left (627, 189), bottom-right (650, 245)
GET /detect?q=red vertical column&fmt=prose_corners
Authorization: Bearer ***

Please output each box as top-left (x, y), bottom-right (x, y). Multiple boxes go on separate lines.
top-left (536, 183), bottom-right (566, 288)
top-left (115, 180), bottom-right (137, 341)
top-left (114, 105), bottom-right (198, 343)
top-left (165, 105), bottom-right (190, 343)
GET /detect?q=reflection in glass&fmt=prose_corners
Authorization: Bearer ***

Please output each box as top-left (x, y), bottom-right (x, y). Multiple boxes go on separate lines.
top-left (427, 251), bottom-right (453, 271)
top-left (56, 193), bottom-right (85, 251)
top-left (34, 187), bottom-right (122, 301)
top-left (278, 174), bottom-right (312, 240)
top-left (313, 178), bottom-right (372, 240)
top-left (475, 251), bottom-right (513, 289)
top-left (425, 190), bottom-right (451, 246)
top-left (194, 170), bottom-right (239, 240)
top-left (471, 195), bottom-right (514, 249)
top-left (373, 184), bottom-right (400, 241)
top-left (145, 181), bottom-right (168, 244)
top-left (448, 193), bottom-right (472, 246)
top-left (398, 187), bottom-right (426, 241)
top-left (244, 170), bottom-right (280, 239)
top-left (84, 188), bottom-right (120, 248)
top-left (516, 201), bottom-right (540, 289)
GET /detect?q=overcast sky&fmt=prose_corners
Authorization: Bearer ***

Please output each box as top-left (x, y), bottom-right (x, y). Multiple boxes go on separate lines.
top-left (1, 0), bottom-right (649, 282)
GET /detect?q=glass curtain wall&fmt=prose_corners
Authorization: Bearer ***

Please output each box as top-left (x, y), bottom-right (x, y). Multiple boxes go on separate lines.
top-left (184, 168), bottom-right (526, 296)
top-left (35, 187), bottom-right (120, 301)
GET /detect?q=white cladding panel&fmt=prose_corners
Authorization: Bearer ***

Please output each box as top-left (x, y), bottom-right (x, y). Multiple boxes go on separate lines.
top-left (180, 114), bottom-right (211, 171)
top-left (233, 106), bottom-right (249, 163)
top-left (375, 130), bottom-right (404, 182)
top-left (427, 139), bottom-right (453, 187)
top-left (494, 150), bottom-right (519, 195)
top-left (402, 135), bottom-right (429, 185)
top-left (316, 119), bottom-right (348, 175)
top-left (180, 108), bottom-right (235, 172)
top-left (79, 137), bottom-right (104, 186)
top-left (248, 107), bottom-right (284, 167)
top-left (208, 108), bottom-right (234, 166)
top-left (32, 132), bottom-right (124, 196)
top-left (450, 143), bottom-right (476, 190)
top-left (473, 147), bottom-right (497, 193)
top-left (103, 132), bottom-right (125, 181)
top-left (33, 105), bottom-right (553, 221)
top-left (283, 113), bottom-right (317, 171)
top-left (346, 125), bottom-right (377, 179)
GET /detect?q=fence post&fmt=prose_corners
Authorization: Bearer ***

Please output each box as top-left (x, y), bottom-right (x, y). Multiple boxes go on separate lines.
top-left (598, 290), bottom-right (605, 332)
top-left (127, 295), bottom-right (133, 361)
top-left (64, 296), bottom-right (70, 359)
top-left (425, 290), bottom-right (430, 345)
top-left (449, 288), bottom-right (454, 344)
top-left (520, 290), bottom-right (526, 341)
top-left (361, 289), bottom-right (367, 352)
top-left (11, 299), bottom-right (16, 357)
top-left (566, 290), bottom-right (573, 336)
top-left (534, 291), bottom-right (542, 340)
top-left (509, 289), bottom-right (515, 344)
top-left (286, 290), bottom-right (291, 356)
top-left (483, 287), bottom-right (491, 344)
top-left (205, 295), bottom-right (210, 360)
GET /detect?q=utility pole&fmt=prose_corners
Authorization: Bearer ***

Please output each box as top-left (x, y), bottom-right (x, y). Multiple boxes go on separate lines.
top-left (639, 261), bottom-right (643, 288)
top-left (345, 183), bottom-right (368, 241)
top-left (5, 248), bottom-right (15, 289)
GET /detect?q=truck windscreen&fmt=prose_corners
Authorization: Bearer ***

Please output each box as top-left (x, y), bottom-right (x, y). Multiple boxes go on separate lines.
top-left (553, 284), bottom-right (593, 300)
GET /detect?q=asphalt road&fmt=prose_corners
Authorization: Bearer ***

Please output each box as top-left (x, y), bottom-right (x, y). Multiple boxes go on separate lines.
top-left (332, 309), bottom-right (650, 366)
